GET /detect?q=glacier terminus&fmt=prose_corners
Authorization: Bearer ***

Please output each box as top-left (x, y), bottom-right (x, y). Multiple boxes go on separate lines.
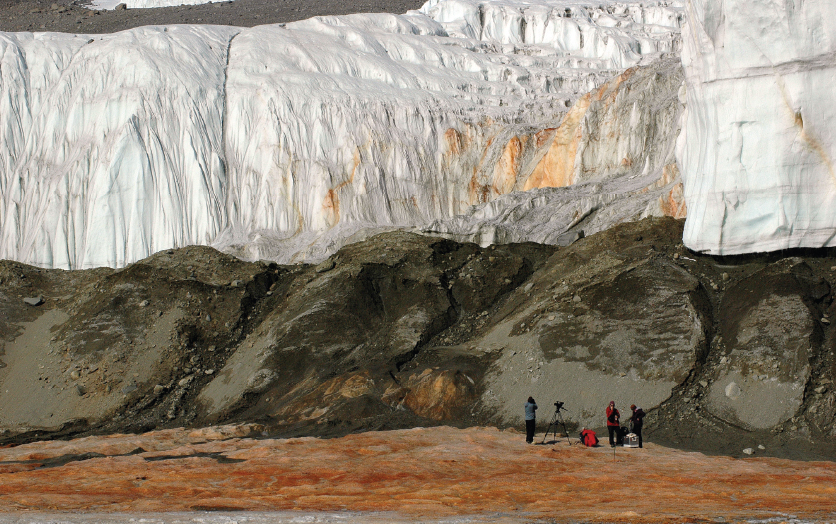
top-left (0, 0), bottom-right (833, 270)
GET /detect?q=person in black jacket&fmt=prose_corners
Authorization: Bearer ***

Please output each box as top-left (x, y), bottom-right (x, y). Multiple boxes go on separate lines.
top-left (524, 397), bottom-right (538, 444)
top-left (629, 404), bottom-right (646, 448)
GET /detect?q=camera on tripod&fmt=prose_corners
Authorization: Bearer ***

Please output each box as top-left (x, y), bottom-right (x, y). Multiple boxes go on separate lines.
top-left (542, 401), bottom-right (570, 445)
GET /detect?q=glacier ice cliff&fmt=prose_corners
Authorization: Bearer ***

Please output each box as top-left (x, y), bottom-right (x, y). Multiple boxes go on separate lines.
top-left (0, 26), bottom-right (238, 269)
top-left (676, 0), bottom-right (836, 255)
top-left (0, 0), bottom-right (833, 270)
top-left (0, 0), bottom-right (686, 269)
top-left (423, 56), bottom-right (687, 246)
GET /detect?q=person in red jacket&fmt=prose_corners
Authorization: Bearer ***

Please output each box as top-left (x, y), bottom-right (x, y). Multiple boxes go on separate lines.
top-left (606, 401), bottom-right (620, 447)
top-left (579, 427), bottom-right (598, 447)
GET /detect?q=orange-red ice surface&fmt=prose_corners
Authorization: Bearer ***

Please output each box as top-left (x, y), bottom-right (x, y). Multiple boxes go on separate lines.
top-left (0, 426), bottom-right (833, 522)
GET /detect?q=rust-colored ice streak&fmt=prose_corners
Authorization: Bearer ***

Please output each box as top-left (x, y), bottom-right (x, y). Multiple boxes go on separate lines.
top-left (523, 66), bottom-right (645, 193)
top-left (0, 426), bottom-right (832, 522)
top-left (594, 67), bottom-right (636, 103)
top-left (639, 163), bottom-right (687, 218)
top-left (658, 162), bottom-right (680, 187)
top-left (446, 126), bottom-right (501, 206)
top-left (444, 127), bottom-right (464, 157)
top-left (661, 182), bottom-right (688, 219)
top-left (491, 135), bottom-right (524, 196)
top-left (524, 93), bottom-right (591, 191)
top-left (535, 127), bottom-right (557, 148)
top-left (322, 188), bottom-right (339, 228)
top-left (640, 163), bottom-right (680, 193)
top-left (321, 148), bottom-right (362, 229)
top-left (469, 168), bottom-right (491, 205)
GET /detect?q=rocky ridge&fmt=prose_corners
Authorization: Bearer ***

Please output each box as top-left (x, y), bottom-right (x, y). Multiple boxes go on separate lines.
top-left (0, 217), bottom-right (833, 461)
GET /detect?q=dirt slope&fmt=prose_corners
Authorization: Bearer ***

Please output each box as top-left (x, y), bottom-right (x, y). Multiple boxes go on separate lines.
top-left (0, 218), bottom-right (834, 460)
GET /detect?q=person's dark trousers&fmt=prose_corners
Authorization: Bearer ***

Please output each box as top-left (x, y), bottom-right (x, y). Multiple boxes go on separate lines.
top-left (634, 426), bottom-right (643, 448)
top-left (608, 426), bottom-right (619, 446)
top-left (526, 419), bottom-right (536, 443)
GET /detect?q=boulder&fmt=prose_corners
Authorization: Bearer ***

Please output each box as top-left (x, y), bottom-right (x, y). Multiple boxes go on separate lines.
top-left (23, 296), bottom-right (44, 306)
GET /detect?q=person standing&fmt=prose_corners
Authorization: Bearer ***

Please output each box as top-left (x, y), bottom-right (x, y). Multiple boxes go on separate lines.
top-left (606, 400), bottom-right (620, 447)
top-left (524, 397), bottom-right (538, 444)
top-left (629, 404), bottom-right (646, 448)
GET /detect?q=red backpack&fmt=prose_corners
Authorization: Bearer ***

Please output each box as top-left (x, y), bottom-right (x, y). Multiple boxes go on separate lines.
top-left (580, 429), bottom-right (598, 447)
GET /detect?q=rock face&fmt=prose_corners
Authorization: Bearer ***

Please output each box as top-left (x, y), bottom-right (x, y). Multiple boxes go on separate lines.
top-left (0, 0), bottom-right (685, 270)
top-left (707, 276), bottom-right (815, 430)
top-left (476, 227), bottom-right (710, 431)
top-left (700, 261), bottom-right (834, 436)
top-left (676, 0), bottom-right (836, 255)
top-left (0, 217), bottom-right (833, 460)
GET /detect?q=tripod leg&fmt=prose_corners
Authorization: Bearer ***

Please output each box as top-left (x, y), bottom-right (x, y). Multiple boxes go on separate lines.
top-left (540, 414), bottom-right (556, 444)
top-left (540, 421), bottom-right (553, 444)
top-left (557, 412), bottom-right (572, 446)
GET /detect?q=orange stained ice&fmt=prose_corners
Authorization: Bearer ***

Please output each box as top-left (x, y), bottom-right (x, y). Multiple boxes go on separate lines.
top-left (491, 135), bottom-right (524, 196)
top-left (0, 425), bottom-right (832, 522)
top-left (523, 92), bottom-right (591, 192)
top-left (661, 182), bottom-right (687, 219)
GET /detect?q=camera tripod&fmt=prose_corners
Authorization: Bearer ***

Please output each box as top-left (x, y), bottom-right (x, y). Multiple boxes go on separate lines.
top-left (541, 406), bottom-right (572, 445)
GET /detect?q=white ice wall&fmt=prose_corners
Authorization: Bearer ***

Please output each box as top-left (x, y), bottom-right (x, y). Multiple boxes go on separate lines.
top-left (425, 56), bottom-right (687, 246)
top-left (676, 0), bottom-right (836, 254)
top-left (0, 27), bottom-right (238, 269)
top-left (0, 0), bottom-right (686, 269)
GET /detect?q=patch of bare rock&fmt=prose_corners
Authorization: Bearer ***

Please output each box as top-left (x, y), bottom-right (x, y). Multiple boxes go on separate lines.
top-left (0, 217), bottom-right (834, 462)
top-left (0, 0), bottom-right (426, 34)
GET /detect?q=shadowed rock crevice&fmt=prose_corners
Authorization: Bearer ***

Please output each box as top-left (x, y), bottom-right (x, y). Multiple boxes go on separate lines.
top-left (144, 451), bottom-right (245, 464)
top-left (0, 446), bottom-right (147, 471)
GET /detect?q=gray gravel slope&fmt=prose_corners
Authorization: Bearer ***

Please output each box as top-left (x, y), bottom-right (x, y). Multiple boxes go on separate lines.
top-left (1, 0), bottom-right (425, 34)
